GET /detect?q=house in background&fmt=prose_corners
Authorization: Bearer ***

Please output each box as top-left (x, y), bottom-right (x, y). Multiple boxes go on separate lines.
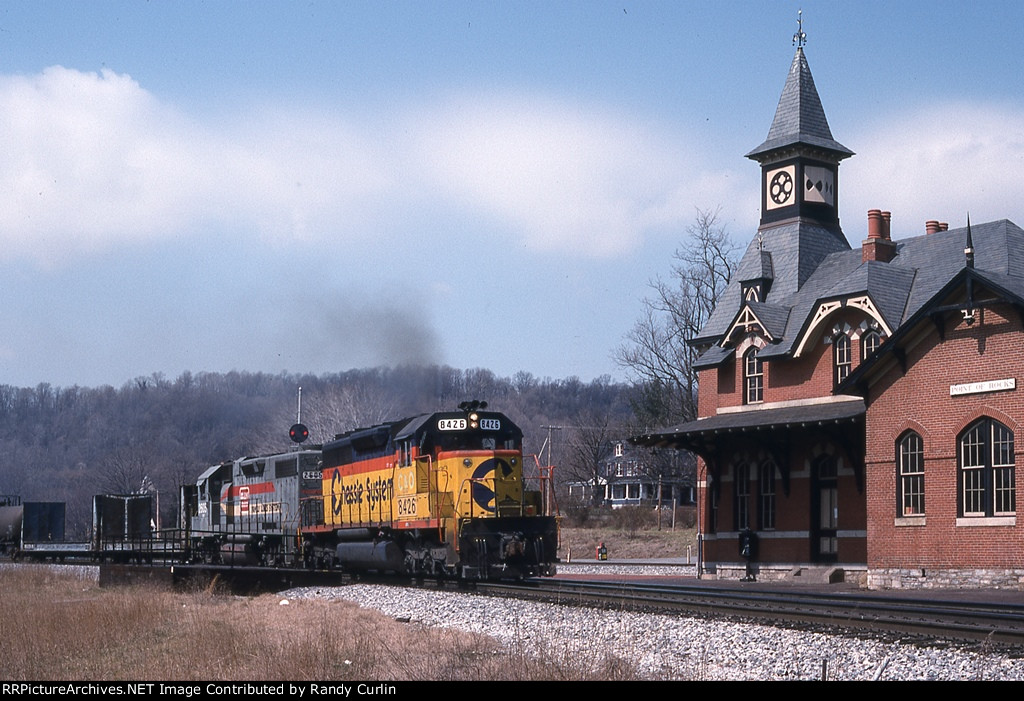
top-left (567, 441), bottom-right (693, 509)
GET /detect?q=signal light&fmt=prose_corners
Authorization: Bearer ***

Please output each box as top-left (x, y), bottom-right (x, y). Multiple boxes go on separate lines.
top-left (289, 423), bottom-right (309, 444)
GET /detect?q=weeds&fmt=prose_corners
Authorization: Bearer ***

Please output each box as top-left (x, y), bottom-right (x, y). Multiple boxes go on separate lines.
top-left (0, 566), bottom-right (654, 681)
top-left (559, 523), bottom-right (696, 561)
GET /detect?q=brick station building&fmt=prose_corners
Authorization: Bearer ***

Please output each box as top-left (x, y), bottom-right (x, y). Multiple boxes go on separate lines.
top-left (634, 45), bottom-right (1024, 588)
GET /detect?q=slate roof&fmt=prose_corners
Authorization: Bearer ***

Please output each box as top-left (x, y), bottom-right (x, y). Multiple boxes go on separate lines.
top-left (843, 251), bottom-right (1024, 390)
top-left (746, 47), bottom-right (853, 161)
top-left (696, 219), bottom-right (1024, 368)
top-left (740, 249), bottom-right (775, 284)
top-left (633, 398), bottom-right (865, 448)
top-left (693, 217), bottom-right (851, 352)
top-left (745, 300), bottom-right (791, 340)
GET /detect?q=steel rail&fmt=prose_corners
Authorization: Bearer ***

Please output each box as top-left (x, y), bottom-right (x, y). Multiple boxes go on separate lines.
top-left (474, 577), bottom-right (1024, 649)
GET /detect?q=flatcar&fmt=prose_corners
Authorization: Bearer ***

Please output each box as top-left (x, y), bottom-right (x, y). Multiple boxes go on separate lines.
top-left (301, 403), bottom-right (559, 579)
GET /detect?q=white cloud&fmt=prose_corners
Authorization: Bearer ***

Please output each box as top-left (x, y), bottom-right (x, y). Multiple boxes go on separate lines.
top-left (0, 67), bottom-right (744, 267)
top-left (843, 101), bottom-right (1024, 238)
top-left (411, 93), bottom-right (711, 257)
top-left (0, 66), bottom-right (395, 266)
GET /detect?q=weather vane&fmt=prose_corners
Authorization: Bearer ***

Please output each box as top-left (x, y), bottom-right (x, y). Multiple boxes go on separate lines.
top-left (793, 9), bottom-right (807, 48)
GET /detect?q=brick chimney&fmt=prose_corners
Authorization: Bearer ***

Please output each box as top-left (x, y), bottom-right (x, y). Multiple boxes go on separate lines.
top-left (863, 209), bottom-right (897, 263)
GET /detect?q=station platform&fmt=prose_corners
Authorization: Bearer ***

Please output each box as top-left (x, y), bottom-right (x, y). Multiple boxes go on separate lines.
top-left (555, 557), bottom-right (1024, 604)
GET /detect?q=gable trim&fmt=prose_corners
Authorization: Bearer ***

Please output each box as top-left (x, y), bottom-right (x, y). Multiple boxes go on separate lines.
top-left (720, 304), bottom-right (776, 347)
top-left (792, 295), bottom-right (892, 358)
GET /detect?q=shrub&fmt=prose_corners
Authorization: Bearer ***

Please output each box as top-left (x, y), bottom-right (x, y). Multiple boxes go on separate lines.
top-left (610, 506), bottom-right (657, 533)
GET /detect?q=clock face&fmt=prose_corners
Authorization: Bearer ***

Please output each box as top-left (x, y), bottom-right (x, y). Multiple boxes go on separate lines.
top-left (765, 165), bottom-right (796, 210)
top-left (804, 165), bottom-right (835, 207)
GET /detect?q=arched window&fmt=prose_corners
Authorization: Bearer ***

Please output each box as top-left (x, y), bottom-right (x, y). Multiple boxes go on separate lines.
top-left (734, 463), bottom-right (750, 530)
top-left (834, 334), bottom-right (852, 387)
top-left (897, 431), bottom-right (924, 516)
top-left (959, 418), bottom-right (1015, 517)
top-left (744, 348), bottom-right (763, 404)
top-left (758, 460), bottom-right (777, 530)
top-left (862, 329), bottom-right (882, 359)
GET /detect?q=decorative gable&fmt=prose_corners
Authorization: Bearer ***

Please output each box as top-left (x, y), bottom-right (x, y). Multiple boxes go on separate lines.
top-left (721, 301), bottom-right (790, 347)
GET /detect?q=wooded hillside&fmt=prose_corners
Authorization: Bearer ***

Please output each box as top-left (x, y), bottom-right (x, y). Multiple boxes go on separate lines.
top-left (0, 365), bottom-right (645, 535)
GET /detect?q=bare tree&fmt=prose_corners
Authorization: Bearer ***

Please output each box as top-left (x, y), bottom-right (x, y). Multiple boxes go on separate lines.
top-left (302, 383), bottom-right (397, 443)
top-left (616, 207), bottom-right (738, 428)
top-left (98, 443), bottom-right (150, 495)
top-left (562, 410), bottom-right (621, 505)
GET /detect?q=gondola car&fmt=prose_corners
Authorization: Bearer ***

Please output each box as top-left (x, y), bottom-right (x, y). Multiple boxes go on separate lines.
top-left (301, 403), bottom-right (558, 579)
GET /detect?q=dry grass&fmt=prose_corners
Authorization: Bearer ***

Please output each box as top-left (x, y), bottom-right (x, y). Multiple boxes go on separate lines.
top-left (0, 566), bottom-right (647, 681)
top-left (559, 524), bottom-right (698, 561)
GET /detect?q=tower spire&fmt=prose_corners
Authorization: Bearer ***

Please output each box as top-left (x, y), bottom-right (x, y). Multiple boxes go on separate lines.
top-left (746, 45), bottom-right (853, 162)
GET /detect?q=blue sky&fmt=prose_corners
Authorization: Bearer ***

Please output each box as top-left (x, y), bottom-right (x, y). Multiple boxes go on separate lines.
top-left (0, 1), bottom-right (1022, 388)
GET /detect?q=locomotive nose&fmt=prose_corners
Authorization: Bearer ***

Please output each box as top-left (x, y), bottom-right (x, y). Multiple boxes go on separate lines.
top-left (470, 457), bottom-right (507, 513)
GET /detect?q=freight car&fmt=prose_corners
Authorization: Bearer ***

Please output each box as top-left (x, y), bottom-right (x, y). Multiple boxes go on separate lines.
top-left (0, 496), bottom-right (66, 558)
top-left (0, 494), bottom-right (176, 562)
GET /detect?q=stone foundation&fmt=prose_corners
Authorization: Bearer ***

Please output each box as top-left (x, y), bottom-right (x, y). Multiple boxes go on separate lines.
top-left (868, 567), bottom-right (1024, 590)
top-left (711, 563), bottom-right (868, 587)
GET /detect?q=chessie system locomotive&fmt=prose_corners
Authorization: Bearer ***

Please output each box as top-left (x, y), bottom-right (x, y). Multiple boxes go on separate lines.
top-left (185, 403), bottom-right (559, 580)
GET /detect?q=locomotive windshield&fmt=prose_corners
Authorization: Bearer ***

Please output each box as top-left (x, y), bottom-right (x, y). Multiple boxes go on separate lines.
top-left (431, 432), bottom-right (520, 452)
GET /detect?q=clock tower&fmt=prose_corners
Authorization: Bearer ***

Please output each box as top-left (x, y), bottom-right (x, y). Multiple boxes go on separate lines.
top-left (746, 45), bottom-right (853, 230)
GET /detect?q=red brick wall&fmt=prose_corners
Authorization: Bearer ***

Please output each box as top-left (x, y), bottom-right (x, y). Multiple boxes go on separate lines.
top-left (865, 304), bottom-right (1024, 570)
top-left (700, 437), bottom-right (866, 566)
top-left (695, 311), bottom-right (876, 568)
top-left (708, 310), bottom-right (875, 413)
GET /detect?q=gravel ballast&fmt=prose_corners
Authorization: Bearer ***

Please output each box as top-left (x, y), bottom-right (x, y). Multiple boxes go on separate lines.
top-left (283, 575), bottom-right (1024, 681)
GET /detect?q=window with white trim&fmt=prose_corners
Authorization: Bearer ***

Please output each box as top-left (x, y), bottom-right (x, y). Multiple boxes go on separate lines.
top-left (862, 329), bottom-right (882, 359)
top-left (897, 431), bottom-right (924, 516)
top-left (959, 418), bottom-right (1015, 517)
top-left (744, 348), bottom-right (763, 404)
top-left (834, 333), bottom-right (852, 387)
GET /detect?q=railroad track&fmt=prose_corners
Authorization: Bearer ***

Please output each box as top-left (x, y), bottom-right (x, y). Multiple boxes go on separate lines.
top-left (70, 559), bottom-right (1024, 651)
top-left (475, 577), bottom-right (1024, 650)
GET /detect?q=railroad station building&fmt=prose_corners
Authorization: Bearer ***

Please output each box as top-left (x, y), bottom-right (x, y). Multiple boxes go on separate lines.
top-left (634, 43), bottom-right (1024, 588)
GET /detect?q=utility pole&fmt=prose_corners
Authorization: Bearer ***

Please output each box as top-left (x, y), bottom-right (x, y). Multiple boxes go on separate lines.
top-left (539, 425), bottom-right (563, 468)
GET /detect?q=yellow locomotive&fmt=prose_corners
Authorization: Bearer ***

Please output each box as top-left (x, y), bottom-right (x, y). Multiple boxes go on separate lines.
top-left (301, 402), bottom-right (558, 579)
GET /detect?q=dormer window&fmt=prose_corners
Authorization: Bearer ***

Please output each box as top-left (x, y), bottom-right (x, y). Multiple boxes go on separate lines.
top-left (744, 348), bottom-right (763, 404)
top-left (834, 333), bottom-right (852, 387)
top-left (862, 329), bottom-right (882, 359)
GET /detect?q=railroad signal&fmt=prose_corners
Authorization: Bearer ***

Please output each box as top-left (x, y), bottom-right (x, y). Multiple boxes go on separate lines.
top-left (289, 423), bottom-right (309, 444)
